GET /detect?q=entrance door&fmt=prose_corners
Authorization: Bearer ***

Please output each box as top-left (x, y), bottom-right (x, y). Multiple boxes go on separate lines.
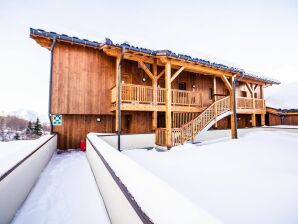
top-left (121, 114), bottom-right (131, 133)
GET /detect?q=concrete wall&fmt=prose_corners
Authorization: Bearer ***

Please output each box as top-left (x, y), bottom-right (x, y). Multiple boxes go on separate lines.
top-left (86, 133), bottom-right (222, 224)
top-left (0, 135), bottom-right (57, 224)
top-left (100, 133), bottom-right (155, 150)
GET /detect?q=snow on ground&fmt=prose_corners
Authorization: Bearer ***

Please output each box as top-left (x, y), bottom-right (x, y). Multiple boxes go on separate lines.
top-left (0, 135), bottom-right (53, 176)
top-left (265, 125), bottom-right (298, 129)
top-left (123, 131), bottom-right (298, 224)
top-left (12, 151), bottom-right (110, 224)
top-left (265, 82), bottom-right (298, 109)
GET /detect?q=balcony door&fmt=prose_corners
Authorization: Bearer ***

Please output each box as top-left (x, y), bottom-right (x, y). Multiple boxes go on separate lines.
top-left (121, 73), bottom-right (132, 84)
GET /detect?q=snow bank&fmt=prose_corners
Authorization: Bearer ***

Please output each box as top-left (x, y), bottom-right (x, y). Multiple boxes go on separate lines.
top-left (0, 135), bottom-right (53, 177)
top-left (13, 151), bottom-right (110, 224)
top-left (124, 131), bottom-right (298, 224)
top-left (87, 133), bottom-right (222, 224)
top-left (265, 82), bottom-right (298, 109)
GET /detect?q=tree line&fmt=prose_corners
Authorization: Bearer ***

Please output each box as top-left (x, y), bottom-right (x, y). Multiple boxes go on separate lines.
top-left (0, 116), bottom-right (50, 141)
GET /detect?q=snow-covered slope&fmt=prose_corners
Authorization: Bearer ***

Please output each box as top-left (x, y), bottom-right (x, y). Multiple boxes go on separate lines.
top-left (265, 82), bottom-right (298, 109)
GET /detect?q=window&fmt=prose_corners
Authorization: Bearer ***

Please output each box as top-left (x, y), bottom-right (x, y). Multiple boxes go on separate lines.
top-left (209, 88), bottom-right (213, 100)
top-left (241, 91), bottom-right (247, 97)
top-left (254, 92), bottom-right (258, 98)
top-left (178, 82), bottom-right (186, 90)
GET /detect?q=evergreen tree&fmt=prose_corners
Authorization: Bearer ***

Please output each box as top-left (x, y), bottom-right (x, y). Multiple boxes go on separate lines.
top-left (14, 132), bottom-right (20, 140)
top-left (33, 118), bottom-right (43, 136)
top-left (26, 121), bottom-right (34, 134)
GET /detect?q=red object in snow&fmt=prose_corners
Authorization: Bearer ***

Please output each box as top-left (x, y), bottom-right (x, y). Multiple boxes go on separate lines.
top-left (80, 140), bottom-right (86, 151)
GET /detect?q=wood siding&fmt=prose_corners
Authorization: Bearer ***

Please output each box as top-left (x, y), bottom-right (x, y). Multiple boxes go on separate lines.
top-left (51, 42), bottom-right (116, 114)
top-left (266, 113), bottom-right (298, 126)
top-left (53, 114), bottom-right (114, 149)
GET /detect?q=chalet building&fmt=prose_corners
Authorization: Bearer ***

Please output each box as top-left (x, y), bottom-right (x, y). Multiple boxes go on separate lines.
top-left (30, 28), bottom-right (279, 149)
top-left (266, 108), bottom-right (298, 126)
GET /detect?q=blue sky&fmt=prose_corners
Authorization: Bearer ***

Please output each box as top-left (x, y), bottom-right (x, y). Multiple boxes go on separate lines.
top-left (0, 0), bottom-right (297, 115)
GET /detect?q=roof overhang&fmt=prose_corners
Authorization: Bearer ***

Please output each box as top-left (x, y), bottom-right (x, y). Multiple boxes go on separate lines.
top-left (30, 28), bottom-right (280, 85)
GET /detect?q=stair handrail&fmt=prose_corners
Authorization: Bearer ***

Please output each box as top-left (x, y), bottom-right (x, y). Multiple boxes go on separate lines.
top-left (179, 96), bottom-right (231, 144)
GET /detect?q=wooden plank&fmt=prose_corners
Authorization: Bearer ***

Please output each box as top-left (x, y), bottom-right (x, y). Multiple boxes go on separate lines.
top-left (165, 62), bottom-right (172, 148)
top-left (170, 66), bottom-right (185, 83)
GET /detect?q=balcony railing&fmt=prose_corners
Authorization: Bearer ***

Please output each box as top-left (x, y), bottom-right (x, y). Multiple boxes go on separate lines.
top-left (236, 97), bottom-right (265, 110)
top-left (112, 84), bottom-right (265, 111)
top-left (111, 84), bottom-right (203, 107)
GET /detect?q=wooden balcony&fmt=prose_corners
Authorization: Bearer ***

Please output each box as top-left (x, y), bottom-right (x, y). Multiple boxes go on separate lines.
top-left (236, 97), bottom-right (266, 113)
top-left (111, 84), bottom-right (203, 112)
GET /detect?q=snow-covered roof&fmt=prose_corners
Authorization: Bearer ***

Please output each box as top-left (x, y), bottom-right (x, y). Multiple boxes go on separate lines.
top-left (265, 82), bottom-right (298, 110)
top-left (30, 28), bottom-right (280, 85)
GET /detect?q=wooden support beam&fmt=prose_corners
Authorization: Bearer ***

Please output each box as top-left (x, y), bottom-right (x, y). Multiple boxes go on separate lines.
top-left (115, 57), bottom-right (120, 131)
top-left (156, 69), bottom-right (165, 80)
top-left (138, 61), bottom-right (155, 80)
top-left (252, 114), bottom-right (256, 127)
top-left (170, 66), bottom-right (184, 83)
top-left (253, 84), bottom-right (259, 92)
top-left (152, 60), bottom-right (158, 130)
top-left (245, 82), bottom-right (254, 94)
top-left (261, 114), bottom-right (265, 126)
top-left (260, 85), bottom-right (264, 99)
top-left (213, 77), bottom-right (218, 128)
top-left (230, 76), bottom-right (236, 139)
top-left (165, 62), bottom-right (172, 148)
top-left (221, 75), bottom-right (232, 93)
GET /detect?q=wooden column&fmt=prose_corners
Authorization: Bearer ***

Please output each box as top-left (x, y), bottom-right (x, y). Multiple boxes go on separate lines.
top-left (165, 62), bottom-right (172, 148)
top-left (212, 76), bottom-right (218, 128)
top-left (115, 57), bottom-right (120, 131)
top-left (220, 74), bottom-right (235, 139)
top-left (152, 60), bottom-right (158, 130)
top-left (230, 76), bottom-right (236, 139)
top-left (252, 84), bottom-right (256, 127)
top-left (261, 114), bottom-right (265, 126)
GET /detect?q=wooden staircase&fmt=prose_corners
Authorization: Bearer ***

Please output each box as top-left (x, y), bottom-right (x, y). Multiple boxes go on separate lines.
top-left (156, 96), bottom-right (231, 147)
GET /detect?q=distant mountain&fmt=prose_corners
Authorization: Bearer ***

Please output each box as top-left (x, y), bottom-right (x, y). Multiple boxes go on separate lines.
top-left (6, 109), bottom-right (49, 123)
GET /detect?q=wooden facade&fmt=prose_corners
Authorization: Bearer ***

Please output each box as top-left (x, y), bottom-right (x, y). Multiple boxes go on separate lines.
top-left (30, 28), bottom-right (278, 149)
top-left (266, 107), bottom-right (298, 126)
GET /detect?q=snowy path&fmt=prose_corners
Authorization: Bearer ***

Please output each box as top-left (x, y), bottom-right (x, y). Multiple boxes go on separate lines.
top-left (12, 151), bottom-right (111, 224)
top-left (124, 131), bottom-right (298, 224)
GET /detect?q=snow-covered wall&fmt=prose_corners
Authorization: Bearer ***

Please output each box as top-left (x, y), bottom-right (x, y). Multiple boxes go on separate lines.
top-left (100, 133), bottom-right (155, 150)
top-left (0, 135), bottom-right (57, 224)
top-left (87, 133), bottom-right (222, 224)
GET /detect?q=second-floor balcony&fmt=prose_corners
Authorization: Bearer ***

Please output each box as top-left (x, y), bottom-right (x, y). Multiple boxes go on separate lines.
top-left (111, 84), bottom-right (203, 112)
top-left (111, 84), bottom-right (266, 113)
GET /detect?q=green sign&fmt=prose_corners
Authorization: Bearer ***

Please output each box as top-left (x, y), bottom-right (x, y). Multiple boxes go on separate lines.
top-left (53, 114), bottom-right (62, 126)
